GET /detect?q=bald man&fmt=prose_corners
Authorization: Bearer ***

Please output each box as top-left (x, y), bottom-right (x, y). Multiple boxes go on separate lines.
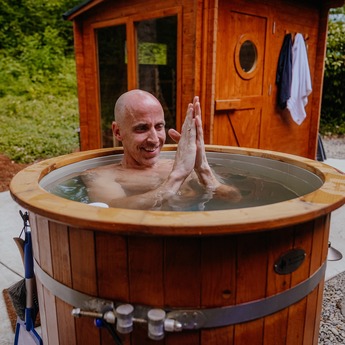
top-left (81, 90), bottom-right (240, 209)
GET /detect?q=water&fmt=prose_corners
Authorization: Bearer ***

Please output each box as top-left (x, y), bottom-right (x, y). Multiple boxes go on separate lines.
top-left (46, 159), bottom-right (308, 211)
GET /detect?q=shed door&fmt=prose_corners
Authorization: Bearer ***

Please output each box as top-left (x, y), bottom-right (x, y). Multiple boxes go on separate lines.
top-left (214, 4), bottom-right (267, 147)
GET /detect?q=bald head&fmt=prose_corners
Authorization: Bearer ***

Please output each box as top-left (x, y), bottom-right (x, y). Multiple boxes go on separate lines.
top-left (114, 89), bottom-right (163, 125)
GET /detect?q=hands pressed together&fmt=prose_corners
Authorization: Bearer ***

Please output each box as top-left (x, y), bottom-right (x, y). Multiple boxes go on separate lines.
top-left (168, 96), bottom-right (199, 179)
top-left (168, 97), bottom-right (240, 202)
top-left (168, 96), bottom-right (219, 188)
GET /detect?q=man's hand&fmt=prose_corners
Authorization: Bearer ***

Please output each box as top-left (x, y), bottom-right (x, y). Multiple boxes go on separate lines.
top-left (167, 128), bottom-right (181, 143)
top-left (169, 102), bottom-right (197, 185)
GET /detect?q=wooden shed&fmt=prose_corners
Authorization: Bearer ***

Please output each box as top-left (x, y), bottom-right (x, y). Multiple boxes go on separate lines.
top-left (64, 0), bottom-right (344, 158)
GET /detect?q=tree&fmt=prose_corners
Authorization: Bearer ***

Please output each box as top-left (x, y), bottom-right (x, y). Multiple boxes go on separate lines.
top-left (0, 0), bottom-right (80, 95)
top-left (0, 0), bottom-right (79, 55)
top-left (320, 5), bottom-right (345, 135)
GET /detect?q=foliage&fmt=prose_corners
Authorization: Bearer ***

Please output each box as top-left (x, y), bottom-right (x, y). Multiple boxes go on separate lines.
top-left (0, 92), bottom-right (79, 163)
top-left (0, 0), bottom-right (81, 162)
top-left (320, 6), bottom-right (345, 135)
top-left (0, 0), bottom-right (79, 55)
top-left (0, 55), bottom-right (79, 162)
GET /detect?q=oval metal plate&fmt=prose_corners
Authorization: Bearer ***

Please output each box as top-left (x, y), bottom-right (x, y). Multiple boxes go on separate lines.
top-left (274, 249), bottom-right (306, 275)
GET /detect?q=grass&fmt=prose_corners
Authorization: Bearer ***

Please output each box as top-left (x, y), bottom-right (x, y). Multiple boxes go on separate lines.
top-left (0, 94), bottom-right (79, 163)
top-left (0, 58), bottom-right (79, 163)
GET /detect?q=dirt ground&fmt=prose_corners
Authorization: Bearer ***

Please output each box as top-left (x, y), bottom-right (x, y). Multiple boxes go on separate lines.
top-left (0, 154), bottom-right (30, 192)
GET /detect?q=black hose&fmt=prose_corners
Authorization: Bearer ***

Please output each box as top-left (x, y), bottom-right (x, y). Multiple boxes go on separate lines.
top-left (103, 321), bottom-right (123, 345)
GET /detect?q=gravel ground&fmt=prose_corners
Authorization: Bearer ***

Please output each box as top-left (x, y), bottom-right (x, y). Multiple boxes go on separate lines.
top-left (321, 136), bottom-right (345, 159)
top-left (319, 272), bottom-right (345, 345)
top-left (318, 135), bottom-right (345, 345)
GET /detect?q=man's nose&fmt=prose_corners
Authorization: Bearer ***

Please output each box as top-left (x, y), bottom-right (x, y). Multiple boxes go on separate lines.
top-left (147, 128), bottom-right (159, 143)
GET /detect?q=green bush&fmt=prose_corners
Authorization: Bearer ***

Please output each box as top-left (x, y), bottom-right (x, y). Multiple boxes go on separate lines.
top-left (0, 53), bottom-right (79, 163)
top-left (0, 50), bottom-right (79, 163)
top-left (0, 0), bottom-right (78, 55)
top-left (320, 8), bottom-right (345, 135)
top-left (0, 90), bottom-right (79, 163)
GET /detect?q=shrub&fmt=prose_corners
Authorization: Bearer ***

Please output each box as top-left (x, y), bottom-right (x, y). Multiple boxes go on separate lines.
top-left (0, 1), bottom-right (81, 162)
top-left (320, 8), bottom-right (345, 135)
top-left (0, 91), bottom-right (79, 163)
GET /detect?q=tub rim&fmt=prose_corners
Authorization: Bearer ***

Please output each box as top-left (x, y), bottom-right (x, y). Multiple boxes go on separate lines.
top-left (9, 145), bottom-right (345, 236)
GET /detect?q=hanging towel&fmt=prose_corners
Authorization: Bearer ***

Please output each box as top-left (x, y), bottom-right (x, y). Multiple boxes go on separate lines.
top-left (276, 33), bottom-right (293, 109)
top-left (287, 33), bottom-right (312, 125)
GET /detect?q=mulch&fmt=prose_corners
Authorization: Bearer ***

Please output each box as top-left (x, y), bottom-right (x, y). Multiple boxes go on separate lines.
top-left (0, 155), bottom-right (30, 192)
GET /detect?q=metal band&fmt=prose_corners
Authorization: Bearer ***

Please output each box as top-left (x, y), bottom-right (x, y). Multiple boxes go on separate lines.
top-left (168, 262), bottom-right (326, 328)
top-left (34, 259), bottom-right (326, 329)
top-left (34, 259), bottom-right (114, 312)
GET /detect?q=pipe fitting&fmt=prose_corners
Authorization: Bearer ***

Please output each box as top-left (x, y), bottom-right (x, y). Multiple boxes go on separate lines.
top-left (116, 304), bottom-right (134, 334)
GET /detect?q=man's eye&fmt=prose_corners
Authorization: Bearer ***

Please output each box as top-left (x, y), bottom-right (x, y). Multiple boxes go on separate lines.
top-left (134, 125), bottom-right (148, 132)
top-left (156, 123), bottom-right (165, 130)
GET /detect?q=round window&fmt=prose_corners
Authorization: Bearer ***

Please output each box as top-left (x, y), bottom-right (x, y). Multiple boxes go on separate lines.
top-left (239, 40), bottom-right (257, 73)
top-left (234, 35), bottom-right (259, 80)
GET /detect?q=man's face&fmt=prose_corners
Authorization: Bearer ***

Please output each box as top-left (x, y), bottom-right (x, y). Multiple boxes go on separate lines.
top-left (113, 98), bottom-right (166, 168)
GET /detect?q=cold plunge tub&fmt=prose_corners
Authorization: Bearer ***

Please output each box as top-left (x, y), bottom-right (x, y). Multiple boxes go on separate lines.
top-left (10, 145), bottom-right (345, 345)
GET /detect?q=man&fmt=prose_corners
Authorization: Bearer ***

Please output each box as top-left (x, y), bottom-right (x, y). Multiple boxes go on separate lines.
top-left (82, 89), bottom-right (240, 209)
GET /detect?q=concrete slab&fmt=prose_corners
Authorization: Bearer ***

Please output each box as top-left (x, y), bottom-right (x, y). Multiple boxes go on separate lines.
top-left (0, 191), bottom-right (26, 345)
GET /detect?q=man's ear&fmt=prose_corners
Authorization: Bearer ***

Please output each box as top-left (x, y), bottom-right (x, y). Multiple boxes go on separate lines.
top-left (112, 122), bottom-right (122, 141)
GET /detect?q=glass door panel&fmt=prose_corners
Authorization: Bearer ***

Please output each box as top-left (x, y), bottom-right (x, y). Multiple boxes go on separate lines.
top-left (136, 16), bottom-right (177, 139)
top-left (97, 25), bottom-right (127, 148)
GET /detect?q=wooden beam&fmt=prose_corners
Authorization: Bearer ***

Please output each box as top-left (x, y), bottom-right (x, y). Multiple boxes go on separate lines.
top-left (215, 96), bottom-right (263, 111)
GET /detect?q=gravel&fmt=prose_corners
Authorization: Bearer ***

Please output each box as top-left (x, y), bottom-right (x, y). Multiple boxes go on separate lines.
top-left (319, 272), bottom-right (345, 344)
top-left (321, 136), bottom-right (345, 159)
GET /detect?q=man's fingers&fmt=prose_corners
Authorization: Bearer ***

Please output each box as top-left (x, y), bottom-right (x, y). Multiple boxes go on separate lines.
top-left (168, 129), bottom-right (181, 143)
top-left (181, 103), bottom-right (197, 136)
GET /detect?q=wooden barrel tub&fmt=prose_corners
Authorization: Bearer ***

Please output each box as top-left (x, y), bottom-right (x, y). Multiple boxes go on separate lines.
top-left (10, 145), bottom-right (345, 345)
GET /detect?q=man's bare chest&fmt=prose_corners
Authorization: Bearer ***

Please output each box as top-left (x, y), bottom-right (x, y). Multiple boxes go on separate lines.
top-left (114, 160), bottom-right (173, 194)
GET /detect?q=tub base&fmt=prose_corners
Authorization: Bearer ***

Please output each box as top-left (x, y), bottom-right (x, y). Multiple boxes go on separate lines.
top-left (30, 213), bottom-right (329, 345)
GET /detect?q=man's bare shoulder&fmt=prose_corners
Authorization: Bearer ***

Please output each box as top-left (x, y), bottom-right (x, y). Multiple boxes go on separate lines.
top-left (81, 163), bottom-right (122, 181)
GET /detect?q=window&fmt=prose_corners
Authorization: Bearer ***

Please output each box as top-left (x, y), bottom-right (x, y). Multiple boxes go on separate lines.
top-left (97, 25), bottom-right (127, 147)
top-left (235, 35), bottom-right (258, 80)
top-left (136, 16), bottom-right (177, 137)
top-left (239, 40), bottom-right (257, 73)
top-left (96, 14), bottom-right (178, 147)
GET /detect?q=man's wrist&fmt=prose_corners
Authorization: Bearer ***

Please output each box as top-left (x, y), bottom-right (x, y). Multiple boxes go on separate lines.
top-left (195, 165), bottom-right (219, 189)
top-left (161, 172), bottom-right (185, 195)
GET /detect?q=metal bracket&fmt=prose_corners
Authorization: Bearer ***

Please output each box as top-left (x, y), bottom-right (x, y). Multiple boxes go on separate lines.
top-left (166, 311), bottom-right (206, 330)
top-left (34, 259), bottom-right (326, 330)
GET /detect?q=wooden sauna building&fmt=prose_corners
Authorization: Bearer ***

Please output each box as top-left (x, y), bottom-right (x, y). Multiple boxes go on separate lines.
top-left (64, 0), bottom-right (344, 158)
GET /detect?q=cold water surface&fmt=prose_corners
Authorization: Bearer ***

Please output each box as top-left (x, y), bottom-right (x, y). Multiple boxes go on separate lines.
top-left (45, 152), bottom-right (322, 211)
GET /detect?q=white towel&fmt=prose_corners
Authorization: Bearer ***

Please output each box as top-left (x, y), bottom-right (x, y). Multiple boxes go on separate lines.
top-left (287, 33), bottom-right (312, 125)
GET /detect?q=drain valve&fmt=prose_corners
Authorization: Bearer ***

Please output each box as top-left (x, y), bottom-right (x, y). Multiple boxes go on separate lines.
top-left (148, 309), bottom-right (166, 340)
top-left (116, 304), bottom-right (134, 334)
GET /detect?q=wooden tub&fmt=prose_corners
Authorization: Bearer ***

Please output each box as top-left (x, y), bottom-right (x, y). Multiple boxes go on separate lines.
top-left (10, 145), bottom-right (345, 345)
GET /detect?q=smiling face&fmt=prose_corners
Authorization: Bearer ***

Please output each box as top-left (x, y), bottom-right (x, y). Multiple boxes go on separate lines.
top-left (113, 90), bottom-right (166, 168)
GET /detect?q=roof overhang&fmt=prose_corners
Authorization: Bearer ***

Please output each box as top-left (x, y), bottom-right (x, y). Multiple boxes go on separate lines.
top-left (63, 0), bottom-right (345, 21)
top-left (63, 0), bottom-right (105, 21)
